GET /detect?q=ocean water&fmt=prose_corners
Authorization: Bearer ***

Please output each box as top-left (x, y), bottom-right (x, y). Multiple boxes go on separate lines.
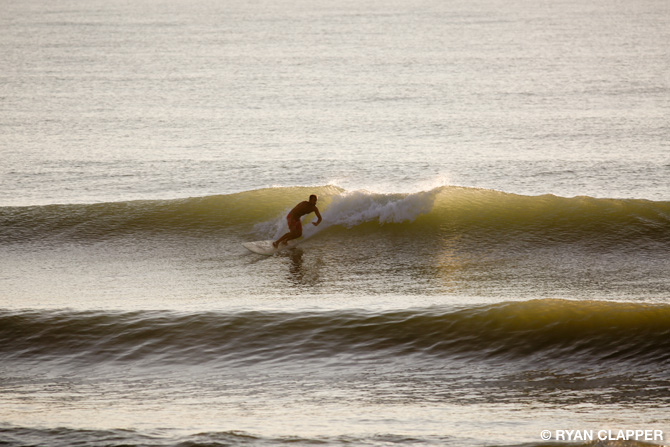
top-left (1, 0), bottom-right (669, 446)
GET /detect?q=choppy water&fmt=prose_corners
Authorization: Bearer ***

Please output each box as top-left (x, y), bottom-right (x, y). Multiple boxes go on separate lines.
top-left (1, 0), bottom-right (669, 446)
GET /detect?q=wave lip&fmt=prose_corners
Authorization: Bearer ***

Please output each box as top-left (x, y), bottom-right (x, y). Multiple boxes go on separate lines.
top-left (2, 300), bottom-right (669, 370)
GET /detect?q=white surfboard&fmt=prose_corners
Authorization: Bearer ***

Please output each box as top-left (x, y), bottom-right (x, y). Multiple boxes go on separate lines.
top-left (242, 239), bottom-right (298, 255)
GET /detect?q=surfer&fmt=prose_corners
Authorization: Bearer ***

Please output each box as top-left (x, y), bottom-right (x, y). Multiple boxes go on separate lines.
top-left (273, 194), bottom-right (322, 248)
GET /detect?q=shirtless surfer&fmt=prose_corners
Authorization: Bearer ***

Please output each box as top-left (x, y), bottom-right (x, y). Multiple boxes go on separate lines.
top-left (273, 194), bottom-right (322, 248)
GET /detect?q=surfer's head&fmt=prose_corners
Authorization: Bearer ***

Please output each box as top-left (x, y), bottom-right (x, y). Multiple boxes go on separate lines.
top-left (309, 194), bottom-right (318, 204)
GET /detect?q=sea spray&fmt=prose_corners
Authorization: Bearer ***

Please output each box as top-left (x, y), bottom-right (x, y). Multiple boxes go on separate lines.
top-left (301, 188), bottom-right (440, 238)
top-left (256, 188), bottom-right (440, 240)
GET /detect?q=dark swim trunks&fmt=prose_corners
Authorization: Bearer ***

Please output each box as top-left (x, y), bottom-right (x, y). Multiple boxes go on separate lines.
top-left (287, 214), bottom-right (302, 233)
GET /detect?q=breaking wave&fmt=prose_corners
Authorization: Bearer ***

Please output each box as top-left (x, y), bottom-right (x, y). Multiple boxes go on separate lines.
top-left (1, 186), bottom-right (669, 250)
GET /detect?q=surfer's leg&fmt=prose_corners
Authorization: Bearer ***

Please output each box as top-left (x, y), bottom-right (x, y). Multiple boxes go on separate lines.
top-left (289, 221), bottom-right (303, 241)
top-left (274, 215), bottom-right (294, 247)
top-left (278, 218), bottom-right (302, 245)
top-left (273, 233), bottom-right (290, 248)
top-left (283, 234), bottom-right (298, 244)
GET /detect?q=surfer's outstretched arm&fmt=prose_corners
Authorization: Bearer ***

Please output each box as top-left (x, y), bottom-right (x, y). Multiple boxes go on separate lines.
top-left (312, 208), bottom-right (322, 226)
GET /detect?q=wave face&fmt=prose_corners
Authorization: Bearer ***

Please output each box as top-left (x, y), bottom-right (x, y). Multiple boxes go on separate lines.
top-left (1, 186), bottom-right (669, 250)
top-left (2, 300), bottom-right (669, 371)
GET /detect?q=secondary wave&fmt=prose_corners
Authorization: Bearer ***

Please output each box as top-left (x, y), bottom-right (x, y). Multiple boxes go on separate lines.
top-left (2, 300), bottom-right (669, 370)
top-left (1, 186), bottom-right (669, 249)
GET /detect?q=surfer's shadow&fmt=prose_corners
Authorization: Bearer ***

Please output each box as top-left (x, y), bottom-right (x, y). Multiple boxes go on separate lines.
top-left (282, 248), bottom-right (321, 287)
top-left (242, 246), bottom-right (321, 287)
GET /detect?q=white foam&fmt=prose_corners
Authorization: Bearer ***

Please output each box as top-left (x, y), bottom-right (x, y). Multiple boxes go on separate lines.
top-left (301, 188), bottom-right (440, 239)
top-left (256, 187), bottom-right (442, 240)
